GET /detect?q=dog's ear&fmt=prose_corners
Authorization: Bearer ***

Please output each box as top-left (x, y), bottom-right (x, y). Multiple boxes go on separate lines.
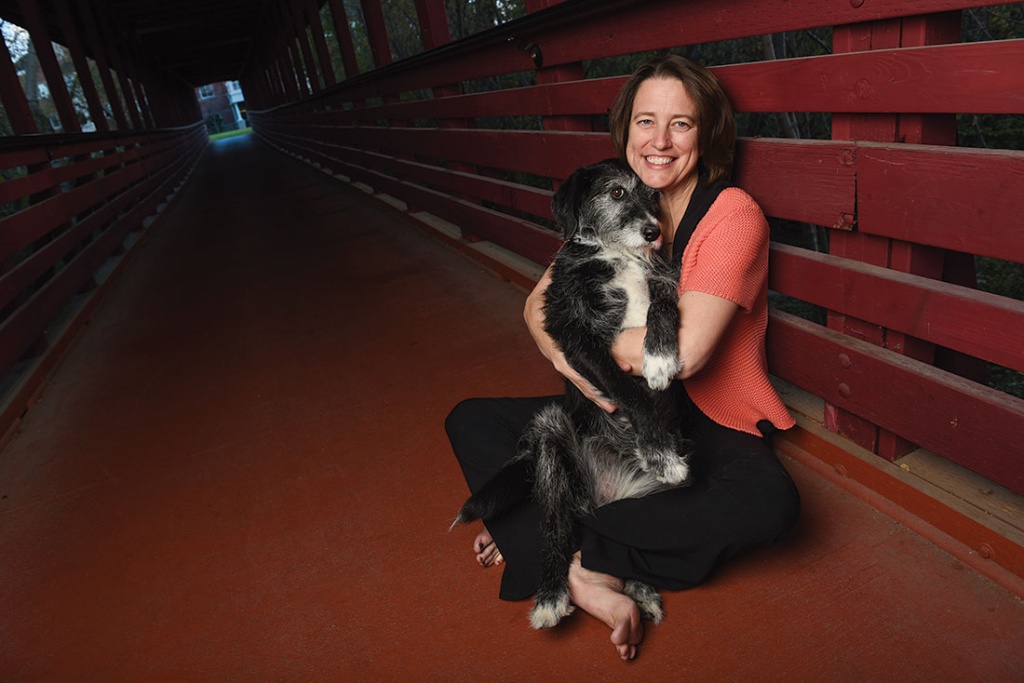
top-left (552, 164), bottom-right (595, 241)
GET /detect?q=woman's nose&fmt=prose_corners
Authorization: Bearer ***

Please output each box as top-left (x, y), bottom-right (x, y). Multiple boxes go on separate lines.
top-left (652, 125), bottom-right (670, 149)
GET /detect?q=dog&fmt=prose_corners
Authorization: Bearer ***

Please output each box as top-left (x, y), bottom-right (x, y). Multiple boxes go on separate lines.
top-left (453, 158), bottom-right (694, 630)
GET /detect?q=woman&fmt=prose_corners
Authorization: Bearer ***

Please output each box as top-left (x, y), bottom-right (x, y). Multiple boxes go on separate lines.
top-left (445, 55), bottom-right (800, 661)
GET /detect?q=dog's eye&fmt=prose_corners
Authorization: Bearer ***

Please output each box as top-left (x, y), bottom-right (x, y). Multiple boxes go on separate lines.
top-left (610, 187), bottom-right (625, 199)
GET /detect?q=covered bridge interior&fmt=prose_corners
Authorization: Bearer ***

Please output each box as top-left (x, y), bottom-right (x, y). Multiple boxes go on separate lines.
top-left (0, 0), bottom-right (1021, 678)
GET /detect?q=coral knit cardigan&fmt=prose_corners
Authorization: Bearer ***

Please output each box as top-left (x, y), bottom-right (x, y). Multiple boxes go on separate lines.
top-left (677, 187), bottom-right (795, 436)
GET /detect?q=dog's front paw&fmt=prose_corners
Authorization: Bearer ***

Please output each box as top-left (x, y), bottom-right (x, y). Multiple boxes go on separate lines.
top-left (654, 456), bottom-right (690, 485)
top-left (529, 591), bottom-right (574, 629)
top-left (642, 352), bottom-right (682, 391)
top-left (636, 446), bottom-right (690, 486)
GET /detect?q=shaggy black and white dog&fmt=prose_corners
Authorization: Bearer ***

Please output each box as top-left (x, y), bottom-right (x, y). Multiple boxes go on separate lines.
top-left (454, 158), bottom-right (694, 629)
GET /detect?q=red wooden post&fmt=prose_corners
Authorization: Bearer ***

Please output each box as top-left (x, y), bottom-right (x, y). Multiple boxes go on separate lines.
top-left (829, 13), bottom-right (961, 461)
top-left (18, 0), bottom-right (82, 132)
top-left (271, 57), bottom-right (291, 103)
top-left (538, 64), bottom-right (592, 133)
top-left (272, 0), bottom-right (309, 101)
top-left (0, 20), bottom-right (38, 134)
top-left (126, 40), bottom-right (157, 128)
top-left (359, 0), bottom-right (393, 68)
top-left (79, 0), bottom-right (129, 130)
top-left (241, 64), bottom-right (264, 111)
top-left (287, 41), bottom-right (310, 98)
top-left (285, 0), bottom-right (321, 94)
top-left (413, 0), bottom-right (450, 50)
top-left (259, 62), bottom-right (279, 107)
top-left (145, 69), bottom-right (174, 128)
top-left (304, 0), bottom-right (337, 88)
top-left (327, 0), bottom-right (361, 79)
top-left (53, 0), bottom-right (109, 132)
top-left (95, 8), bottom-right (144, 129)
top-left (410, 0), bottom-right (482, 218)
top-left (271, 1), bottom-right (302, 103)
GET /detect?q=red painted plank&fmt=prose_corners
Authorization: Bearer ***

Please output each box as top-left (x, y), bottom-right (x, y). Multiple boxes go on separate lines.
top-left (299, 125), bottom-right (612, 182)
top-left (857, 143), bottom-right (1024, 263)
top-left (296, 0), bottom-right (997, 107)
top-left (0, 163), bottom-right (172, 312)
top-left (0, 142), bottom-right (163, 206)
top-left (262, 133), bottom-right (561, 265)
top-left (334, 146), bottom-right (553, 220)
top-left (286, 38), bottom-right (1023, 132)
top-left (268, 130), bottom-right (553, 219)
top-left (288, 38), bottom-right (1024, 126)
top-left (273, 124), bottom-right (855, 227)
top-left (0, 152), bottom-right (194, 378)
top-left (718, 40), bottom-right (1024, 115)
top-left (351, 166), bottom-right (562, 266)
top-left (0, 142), bottom-right (187, 263)
top-left (310, 77), bottom-right (625, 122)
top-left (735, 139), bottom-right (856, 229)
top-left (530, 0), bottom-right (997, 70)
top-left (767, 310), bottom-right (1024, 494)
top-left (0, 166), bottom-right (59, 207)
top-left (0, 147), bottom-right (48, 169)
top-left (769, 243), bottom-right (1024, 372)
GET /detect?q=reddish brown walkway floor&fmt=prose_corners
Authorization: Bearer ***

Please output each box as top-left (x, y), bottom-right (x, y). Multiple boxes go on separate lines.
top-left (0, 134), bottom-right (1021, 681)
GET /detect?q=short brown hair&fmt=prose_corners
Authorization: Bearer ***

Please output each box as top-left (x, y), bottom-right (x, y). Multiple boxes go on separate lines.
top-left (609, 55), bottom-right (735, 185)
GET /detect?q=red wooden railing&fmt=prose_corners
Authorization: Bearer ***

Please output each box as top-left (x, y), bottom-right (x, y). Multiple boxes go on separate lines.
top-left (0, 126), bottom-right (207, 431)
top-left (247, 0), bottom-right (1024, 499)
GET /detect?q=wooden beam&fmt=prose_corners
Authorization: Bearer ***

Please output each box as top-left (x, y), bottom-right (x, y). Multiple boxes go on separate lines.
top-left (53, 0), bottom-right (109, 132)
top-left (304, 0), bottom-right (336, 88)
top-left (285, 0), bottom-right (321, 93)
top-left (412, 0), bottom-right (450, 50)
top-left (0, 18), bottom-right (37, 134)
top-left (359, 0), bottom-right (392, 68)
top-left (79, 0), bottom-right (129, 130)
top-left (17, 0), bottom-right (81, 133)
top-left (769, 243), bottom-right (1024, 373)
top-left (768, 310), bottom-right (1024, 495)
top-left (326, 0), bottom-right (360, 79)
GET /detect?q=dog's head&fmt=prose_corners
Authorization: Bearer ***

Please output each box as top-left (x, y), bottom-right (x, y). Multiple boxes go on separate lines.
top-left (552, 158), bottom-right (662, 253)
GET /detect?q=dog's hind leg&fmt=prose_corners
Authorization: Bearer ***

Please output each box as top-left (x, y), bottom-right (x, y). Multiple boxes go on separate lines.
top-left (622, 580), bottom-right (664, 624)
top-left (451, 456), bottom-right (534, 530)
top-left (526, 405), bottom-right (592, 629)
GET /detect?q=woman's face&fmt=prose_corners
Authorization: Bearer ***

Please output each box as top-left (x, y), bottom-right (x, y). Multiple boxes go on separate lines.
top-left (625, 77), bottom-right (701, 197)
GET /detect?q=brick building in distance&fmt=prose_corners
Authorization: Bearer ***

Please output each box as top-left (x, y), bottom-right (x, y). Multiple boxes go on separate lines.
top-left (196, 81), bottom-right (246, 132)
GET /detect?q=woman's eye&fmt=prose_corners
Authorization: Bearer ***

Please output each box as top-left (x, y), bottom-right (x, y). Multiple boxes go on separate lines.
top-left (610, 187), bottom-right (624, 199)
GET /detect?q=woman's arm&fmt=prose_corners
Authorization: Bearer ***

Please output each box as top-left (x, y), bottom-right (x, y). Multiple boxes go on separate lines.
top-left (525, 264), bottom-right (620, 413)
top-left (612, 290), bottom-right (739, 380)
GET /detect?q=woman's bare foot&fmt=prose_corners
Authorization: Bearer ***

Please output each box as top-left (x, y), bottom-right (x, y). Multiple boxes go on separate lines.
top-left (568, 554), bottom-right (643, 661)
top-left (473, 527), bottom-right (503, 567)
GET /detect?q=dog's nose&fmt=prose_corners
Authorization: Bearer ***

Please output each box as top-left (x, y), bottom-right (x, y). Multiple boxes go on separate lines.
top-left (642, 224), bottom-right (661, 242)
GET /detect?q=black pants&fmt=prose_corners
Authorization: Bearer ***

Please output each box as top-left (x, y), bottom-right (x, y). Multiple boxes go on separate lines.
top-left (445, 390), bottom-right (800, 601)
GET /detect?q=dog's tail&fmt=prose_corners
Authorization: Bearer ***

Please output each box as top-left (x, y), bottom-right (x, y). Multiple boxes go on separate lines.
top-left (450, 457), bottom-right (533, 531)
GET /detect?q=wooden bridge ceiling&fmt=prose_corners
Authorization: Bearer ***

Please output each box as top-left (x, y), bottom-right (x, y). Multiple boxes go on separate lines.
top-left (0, 0), bottom-right (271, 86)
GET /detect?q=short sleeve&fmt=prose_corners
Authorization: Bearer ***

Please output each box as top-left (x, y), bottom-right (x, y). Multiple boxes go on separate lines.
top-left (678, 188), bottom-right (769, 313)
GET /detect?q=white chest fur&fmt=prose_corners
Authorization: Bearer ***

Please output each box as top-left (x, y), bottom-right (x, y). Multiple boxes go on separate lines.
top-left (604, 255), bottom-right (651, 330)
